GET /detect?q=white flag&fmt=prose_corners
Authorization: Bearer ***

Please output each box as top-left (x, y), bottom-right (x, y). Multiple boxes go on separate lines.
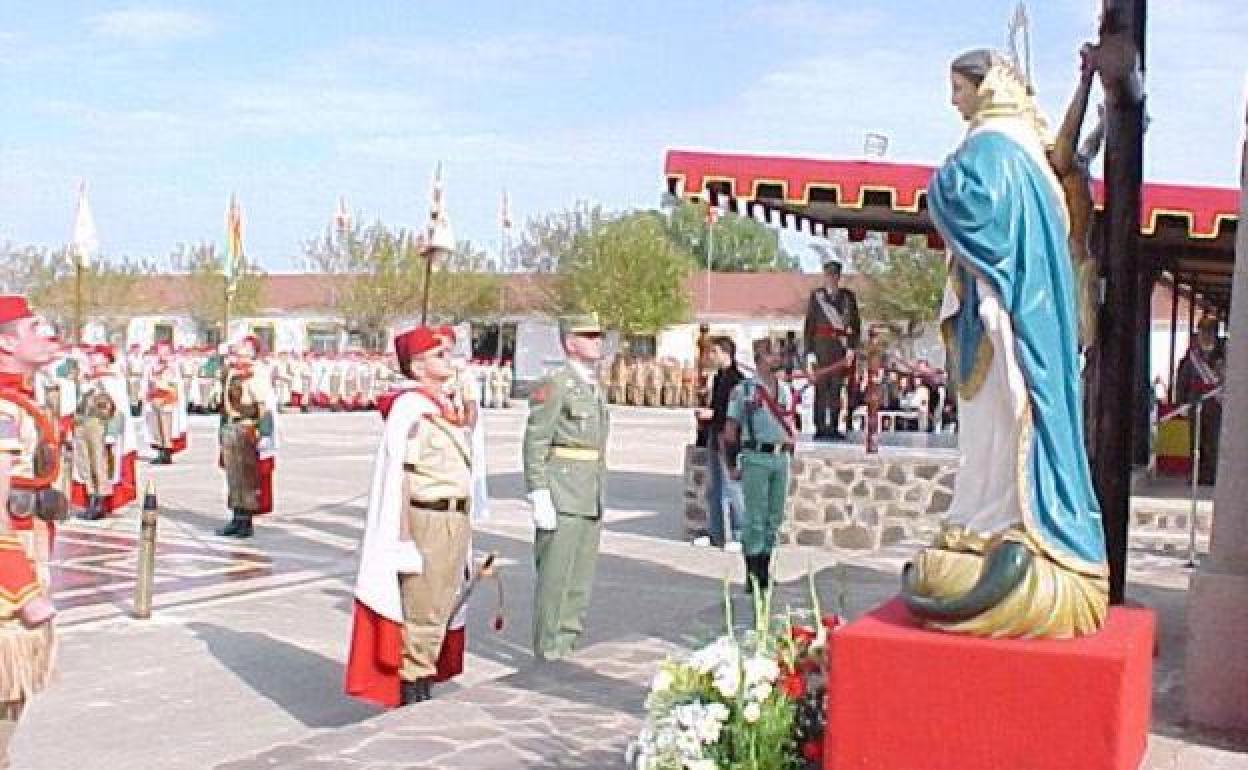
top-left (72, 180), bottom-right (99, 267)
top-left (424, 162), bottom-right (455, 254)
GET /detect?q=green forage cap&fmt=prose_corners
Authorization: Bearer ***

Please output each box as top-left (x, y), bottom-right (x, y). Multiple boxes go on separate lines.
top-left (559, 312), bottom-right (602, 335)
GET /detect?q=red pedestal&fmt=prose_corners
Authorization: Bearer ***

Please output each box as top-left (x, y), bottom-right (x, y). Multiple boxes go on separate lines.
top-left (825, 598), bottom-right (1154, 770)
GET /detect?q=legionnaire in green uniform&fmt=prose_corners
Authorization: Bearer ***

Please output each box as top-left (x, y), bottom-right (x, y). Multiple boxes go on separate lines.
top-left (722, 338), bottom-right (797, 593)
top-left (523, 314), bottom-right (610, 661)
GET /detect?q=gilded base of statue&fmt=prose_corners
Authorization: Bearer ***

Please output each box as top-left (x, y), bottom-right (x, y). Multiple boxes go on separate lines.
top-left (902, 525), bottom-right (1108, 639)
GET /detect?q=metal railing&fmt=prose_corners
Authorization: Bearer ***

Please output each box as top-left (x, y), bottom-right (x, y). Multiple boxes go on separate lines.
top-left (1155, 387), bottom-right (1223, 567)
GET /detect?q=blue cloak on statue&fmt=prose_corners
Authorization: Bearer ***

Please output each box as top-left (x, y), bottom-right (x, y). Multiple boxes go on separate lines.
top-left (928, 128), bottom-right (1107, 576)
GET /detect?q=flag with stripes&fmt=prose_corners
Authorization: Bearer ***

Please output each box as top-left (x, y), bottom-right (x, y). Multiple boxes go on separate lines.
top-left (225, 193), bottom-right (244, 282)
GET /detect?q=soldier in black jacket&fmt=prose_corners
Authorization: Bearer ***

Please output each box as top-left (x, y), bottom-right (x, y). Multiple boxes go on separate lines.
top-left (802, 257), bottom-right (861, 440)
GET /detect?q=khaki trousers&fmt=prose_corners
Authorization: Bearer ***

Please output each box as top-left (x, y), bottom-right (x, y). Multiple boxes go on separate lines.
top-left (398, 506), bottom-right (471, 680)
top-left (72, 420), bottom-right (114, 497)
top-left (147, 409), bottom-right (174, 449)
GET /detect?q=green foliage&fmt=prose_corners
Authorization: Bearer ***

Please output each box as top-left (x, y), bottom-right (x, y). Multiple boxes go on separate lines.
top-left (513, 203), bottom-right (609, 273)
top-left (0, 242), bottom-right (156, 337)
top-left (664, 201), bottom-right (798, 272)
top-left (557, 211), bottom-right (692, 335)
top-left (304, 221), bottom-right (423, 350)
top-left (168, 241), bottom-right (266, 337)
top-left (303, 223), bottom-right (502, 349)
top-left (852, 235), bottom-right (947, 339)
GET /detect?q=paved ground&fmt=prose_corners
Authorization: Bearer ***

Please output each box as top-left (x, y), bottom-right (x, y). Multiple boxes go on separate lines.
top-left (12, 407), bottom-right (1248, 769)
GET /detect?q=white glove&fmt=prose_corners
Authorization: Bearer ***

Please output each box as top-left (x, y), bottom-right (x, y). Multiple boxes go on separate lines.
top-left (393, 540), bottom-right (424, 575)
top-left (805, 353), bottom-right (818, 369)
top-left (978, 294), bottom-right (1004, 333)
top-left (530, 488), bottom-right (558, 531)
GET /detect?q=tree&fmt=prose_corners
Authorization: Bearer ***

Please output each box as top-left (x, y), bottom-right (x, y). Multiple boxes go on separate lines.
top-left (557, 211), bottom-right (692, 335)
top-left (432, 239), bottom-right (503, 322)
top-left (304, 221), bottom-right (423, 350)
top-left (663, 201), bottom-right (798, 272)
top-left (304, 224), bottom-right (505, 348)
top-left (168, 242), bottom-right (266, 341)
top-left (512, 203), bottom-right (608, 273)
top-left (0, 242), bottom-right (156, 338)
top-left (848, 235), bottom-right (947, 354)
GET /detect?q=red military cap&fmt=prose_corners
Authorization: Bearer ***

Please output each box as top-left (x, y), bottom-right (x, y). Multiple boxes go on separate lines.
top-left (93, 344), bottom-right (116, 363)
top-left (0, 296), bottom-right (34, 325)
top-left (394, 326), bottom-right (443, 364)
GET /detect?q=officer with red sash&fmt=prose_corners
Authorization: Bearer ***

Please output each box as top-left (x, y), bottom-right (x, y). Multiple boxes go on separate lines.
top-left (802, 256), bottom-right (861, 440)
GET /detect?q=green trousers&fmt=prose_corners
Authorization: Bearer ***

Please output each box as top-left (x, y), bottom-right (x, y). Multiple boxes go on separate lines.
top-left (740, 451), bottom-right (789, 556)
top-left (533, 513), bottom-right (602, 660)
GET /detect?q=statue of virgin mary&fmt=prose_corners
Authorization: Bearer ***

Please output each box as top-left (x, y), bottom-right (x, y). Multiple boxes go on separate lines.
top-left (900, 50), bottom-right (1109, 638)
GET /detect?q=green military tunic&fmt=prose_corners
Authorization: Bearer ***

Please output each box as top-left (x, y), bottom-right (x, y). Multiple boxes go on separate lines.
top-left (726, 377), bottom-right (794, 556)
top-left (523, 363), bottom-right (609, 660)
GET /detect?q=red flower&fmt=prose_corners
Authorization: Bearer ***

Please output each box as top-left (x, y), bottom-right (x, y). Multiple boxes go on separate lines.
top-left (779, 672), bottom-right (806, 699)
top-left (790, 625), bottom-right (817, 645)
top-left (801, 740), bottom-right (823, 761)
top-left (821, 614), bottom-right (842, 632)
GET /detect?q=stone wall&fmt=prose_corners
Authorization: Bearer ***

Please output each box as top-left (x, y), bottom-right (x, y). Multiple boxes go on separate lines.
top-left (683, 443), bottom-right (959, 550)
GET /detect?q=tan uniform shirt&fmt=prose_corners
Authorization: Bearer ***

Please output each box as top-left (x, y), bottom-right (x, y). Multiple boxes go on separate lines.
top-left (403, 415), bottom-right (471, 504)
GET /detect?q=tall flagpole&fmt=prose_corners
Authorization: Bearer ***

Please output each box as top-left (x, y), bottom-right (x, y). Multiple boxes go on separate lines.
top-left (495, 188), bottom-right (510, 361)
top-left (71, 180), bottom-right (98, 345)
top-left (705, 200), bottom-right (716, 316)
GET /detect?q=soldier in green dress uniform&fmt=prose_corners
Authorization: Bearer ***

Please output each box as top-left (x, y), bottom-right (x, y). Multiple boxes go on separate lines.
top-left (722, 338), bottom-right (797, 593)
top-left (523, 314), bottom-right (610, 661)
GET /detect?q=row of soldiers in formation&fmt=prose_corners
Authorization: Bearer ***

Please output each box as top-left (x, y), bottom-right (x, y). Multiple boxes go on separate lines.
top-left (599, 355), bottom-right (702, 408)
top-left (106, 348), bottom-right (515, 416)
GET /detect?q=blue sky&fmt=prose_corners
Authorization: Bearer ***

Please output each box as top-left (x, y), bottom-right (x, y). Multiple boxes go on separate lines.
top-left (2, 0), bottom-right (1244, 272)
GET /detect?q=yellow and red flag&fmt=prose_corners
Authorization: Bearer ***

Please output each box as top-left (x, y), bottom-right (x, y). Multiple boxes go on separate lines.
top-left (225, 193), bottom-right (244, 281)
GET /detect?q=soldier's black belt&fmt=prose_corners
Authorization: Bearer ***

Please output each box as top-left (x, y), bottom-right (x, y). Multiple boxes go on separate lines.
top-left (409, 497), bottom-right (469, 512)
top-left (741, 441), bottom-right (792, 455)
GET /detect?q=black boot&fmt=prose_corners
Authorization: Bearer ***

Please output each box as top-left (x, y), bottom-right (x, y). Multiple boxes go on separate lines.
top-left (233, 510), bottom-right (254, 538)
top-left (216, 510), bottom-right (243, 537)
top-left (401, 677), bottom-right (432, 705)
top-left (755, 551), bottom-right (772, 593)
top-left (743, 553), bottom-right (760, 593)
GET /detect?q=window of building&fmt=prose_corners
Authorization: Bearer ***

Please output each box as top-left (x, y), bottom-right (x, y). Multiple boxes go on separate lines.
top-left (624, 334), bottom-right (656, 357)
top-left (471, 322), bottom-right (517, 361)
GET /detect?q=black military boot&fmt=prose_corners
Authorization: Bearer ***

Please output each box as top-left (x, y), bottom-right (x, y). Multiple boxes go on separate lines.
top-left (216, 510), bottom-right (243, 537)
top-left (234, 511), bottom-right (254, 538)
top-left (743, 553), bottom-right (759, 594)
top-left (755, 551), bottom-right (772, 594)
top-left (401, 678), bottom-right (432, 705)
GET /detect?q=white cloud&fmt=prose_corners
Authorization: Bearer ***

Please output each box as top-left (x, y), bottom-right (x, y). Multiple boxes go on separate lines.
top-left (88, 8), bottom-right (213, 45)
